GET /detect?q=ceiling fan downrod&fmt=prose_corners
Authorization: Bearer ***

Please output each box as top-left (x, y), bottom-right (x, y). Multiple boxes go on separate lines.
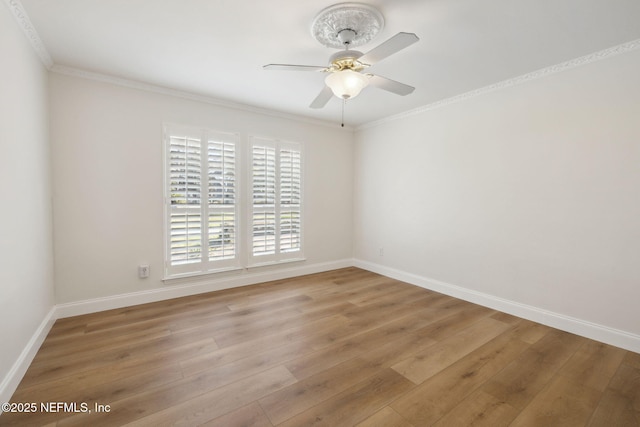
top-left (337, 28), bottom-right (357, 49)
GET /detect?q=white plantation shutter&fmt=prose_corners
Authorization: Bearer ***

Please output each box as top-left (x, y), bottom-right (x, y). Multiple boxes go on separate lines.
top-left (252, 145), bottom-right (276, 256)
top-left (280, 148), bottom-right (302, 253)
top-left (168, 135), bottom-right (202, 265)
top-left (169, 211), bottom-right (203, 264)
top-left (165, 126), bottom-right (239, 277)
top-left (164, 126), bottom-right (303, 278)
top-left (207, 140), bottom-right (236, 261)
top-left (250, 137), bottom-right (303, 264)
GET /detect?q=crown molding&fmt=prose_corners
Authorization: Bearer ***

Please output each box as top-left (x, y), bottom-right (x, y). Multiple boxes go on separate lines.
top-left (4, 0), bottom-right (351, 130)
top-left (50, 64), bottom-right (353, 131)
top-left (358, 38), bottom-right (640, 131)
top-left (4, 0), bottom-right (53, 69)
top-left (9, 0), bottom-right (637, 133)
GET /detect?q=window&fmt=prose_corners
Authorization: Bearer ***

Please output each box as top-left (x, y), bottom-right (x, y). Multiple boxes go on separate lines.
top-left (250, 137), bottom-right (303, 265)
top-left (164, 125), bottom-right (239, 277)
top-left (164, 126), bottom-right (303, 279)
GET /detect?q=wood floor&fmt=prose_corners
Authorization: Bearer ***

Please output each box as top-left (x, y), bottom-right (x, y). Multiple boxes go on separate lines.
top-left (2, 267), bottom-right (639, 426)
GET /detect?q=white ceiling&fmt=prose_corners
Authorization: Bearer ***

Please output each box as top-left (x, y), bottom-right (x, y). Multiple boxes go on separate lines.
top-left (17, 0), bottom-right (640, 126)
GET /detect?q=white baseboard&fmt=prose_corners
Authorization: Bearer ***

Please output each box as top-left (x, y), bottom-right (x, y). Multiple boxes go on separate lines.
top-left (0, 307), bottom-right (57, 407)
top-left (55, 259), bottom-right (353, 318)
top-left (354, 259), bottom-right (640, 354)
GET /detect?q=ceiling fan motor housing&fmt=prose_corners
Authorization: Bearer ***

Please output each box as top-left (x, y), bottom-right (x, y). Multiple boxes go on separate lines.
top-left (328, 50), bottom-right (365, 71)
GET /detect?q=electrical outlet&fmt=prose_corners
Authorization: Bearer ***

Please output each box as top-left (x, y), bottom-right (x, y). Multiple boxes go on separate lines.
top-left (379, 248), bottom-right (384, 257)
top-left (138, 264), bottom-right (150, 278)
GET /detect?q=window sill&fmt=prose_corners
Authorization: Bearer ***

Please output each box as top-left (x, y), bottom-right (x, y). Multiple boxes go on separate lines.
top-left (162, 266), bottom-right (244, 284)
top-left (162, 258), bottom-right (307, 284)
top-left (246, 257), bottom-right (307, 270)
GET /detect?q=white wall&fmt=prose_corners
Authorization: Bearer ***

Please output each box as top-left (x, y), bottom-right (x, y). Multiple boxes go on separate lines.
top-left (49, 73), bottom-right (353, 305)
top-left (3, 0), bottom-right (639, 399)
top-left (0, 4), bottom-right (55, 400)
top-left (354, 48), bottom-right (640, 345)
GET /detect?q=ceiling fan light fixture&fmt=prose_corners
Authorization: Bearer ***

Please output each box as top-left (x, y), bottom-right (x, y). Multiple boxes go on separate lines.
top-left (325, 69), bottom-right (369, 99)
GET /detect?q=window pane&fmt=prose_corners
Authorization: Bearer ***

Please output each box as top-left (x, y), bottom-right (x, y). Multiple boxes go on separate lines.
top-left (169, 211), bottom-right (202, 265)
top-left (169, 136), bottom-right (201, 206)
top-left (252, 145), bottom-right (276, 205)
top-left (280, 149), bottom-right (301, 205)
top-left (280, 210), bottom-right (301, 252)
top-left (208, 210), bottom-right (235, 260)
top-left (252, 211), bottom-right (276, 256)
top-left (208, 140), bottom-right (236, 205)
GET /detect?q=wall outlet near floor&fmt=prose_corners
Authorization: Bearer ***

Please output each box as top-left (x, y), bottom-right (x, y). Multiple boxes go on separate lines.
top-left (379, 248), bottom-right (384, 257)
top-left (138, 264), bottom-right (150, 278)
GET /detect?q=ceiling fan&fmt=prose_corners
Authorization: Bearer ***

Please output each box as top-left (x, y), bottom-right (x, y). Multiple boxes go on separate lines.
top-left (263, 3), bottom-right (419, 109)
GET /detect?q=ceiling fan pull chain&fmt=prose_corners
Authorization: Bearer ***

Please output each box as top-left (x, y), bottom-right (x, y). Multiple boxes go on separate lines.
top-left (341, 99), bottom-right (346, 127)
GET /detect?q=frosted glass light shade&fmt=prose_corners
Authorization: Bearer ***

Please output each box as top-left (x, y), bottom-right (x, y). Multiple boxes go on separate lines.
top-left (325, 70), bottom-right (369, 99)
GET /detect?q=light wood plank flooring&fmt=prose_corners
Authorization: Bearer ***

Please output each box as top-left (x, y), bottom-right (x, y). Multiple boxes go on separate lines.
top-left (2, 267), bottom-right (639, 426)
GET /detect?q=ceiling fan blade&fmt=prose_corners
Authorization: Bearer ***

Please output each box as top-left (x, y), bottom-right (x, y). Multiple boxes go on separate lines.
top-left (309, 86), bottom-right (333, 109)
top-left (368, 74), bottom-right (415, 96)
top-left (358, 32), bottom-right (419, 66)
top-left (263, 64), bottom-right (327, 72)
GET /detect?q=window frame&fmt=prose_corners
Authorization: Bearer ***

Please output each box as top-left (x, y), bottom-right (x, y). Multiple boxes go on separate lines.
top-left (163, 126), bottom-right (305, 280)
top-left (247, 136), bottom-right (304, 267)
top-left (163, 124), bottom-right (241, 278)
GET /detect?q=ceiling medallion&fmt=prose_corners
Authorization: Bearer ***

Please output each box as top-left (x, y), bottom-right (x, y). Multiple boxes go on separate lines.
top-left (311, 3), bottom-right (385, 49)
